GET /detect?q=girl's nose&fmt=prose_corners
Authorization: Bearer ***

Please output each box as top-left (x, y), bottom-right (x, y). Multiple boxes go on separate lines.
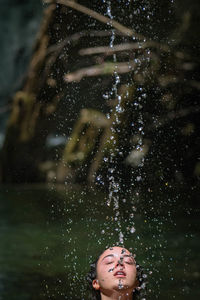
top-left (116, 257), bottom-right (124, 267)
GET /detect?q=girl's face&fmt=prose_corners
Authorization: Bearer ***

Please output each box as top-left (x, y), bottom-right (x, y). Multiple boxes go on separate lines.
top-left (92, 247), bottom-right (138, 294)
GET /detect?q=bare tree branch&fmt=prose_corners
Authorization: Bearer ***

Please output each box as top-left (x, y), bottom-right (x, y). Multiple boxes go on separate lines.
top-left (79, 39), bottom-right (176, 57)
top-left (64, 61), bottom-right (135, 82)
top-left (44, 0), bottom-right (144, 39)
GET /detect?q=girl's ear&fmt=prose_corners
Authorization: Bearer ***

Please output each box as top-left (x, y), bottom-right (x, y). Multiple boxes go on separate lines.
top-left (92, 279), bottom-right (100, 290)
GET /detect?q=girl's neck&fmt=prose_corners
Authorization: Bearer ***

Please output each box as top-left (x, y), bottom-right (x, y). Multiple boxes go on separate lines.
top-left (100, 290), bottom-right (133, 300)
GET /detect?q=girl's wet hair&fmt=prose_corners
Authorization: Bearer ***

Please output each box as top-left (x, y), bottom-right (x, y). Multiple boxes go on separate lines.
top-left (86, 250), bottom-right (147, 300)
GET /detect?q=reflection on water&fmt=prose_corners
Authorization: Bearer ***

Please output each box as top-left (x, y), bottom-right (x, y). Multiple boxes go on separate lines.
top-left (0, 185), bottom-right (200, 299)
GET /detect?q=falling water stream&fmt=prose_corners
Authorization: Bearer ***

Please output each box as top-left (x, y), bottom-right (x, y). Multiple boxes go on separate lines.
top-left (105, 0), bottom-right (124, 246)
top-left (102, 0), bottom-right (146, 248)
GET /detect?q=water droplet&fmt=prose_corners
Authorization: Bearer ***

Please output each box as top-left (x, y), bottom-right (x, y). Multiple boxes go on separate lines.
top-left (130, 227), bottom-right (136, 233)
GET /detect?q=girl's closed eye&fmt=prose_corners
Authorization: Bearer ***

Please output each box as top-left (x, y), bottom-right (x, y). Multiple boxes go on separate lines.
top-left (106, 261), bottom-right (114, 265)
top-left (124, 257), bottom-right (134, 264)
top-left (125, 261), bottom-right (134, 265)
top-left (103, 257), bottom-right (114, 265)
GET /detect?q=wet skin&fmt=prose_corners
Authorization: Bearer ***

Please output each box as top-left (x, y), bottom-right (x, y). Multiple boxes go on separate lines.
top-left (92, 247), bottom-right (138, 299)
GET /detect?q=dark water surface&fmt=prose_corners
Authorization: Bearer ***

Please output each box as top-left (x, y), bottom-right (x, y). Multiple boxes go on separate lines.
top-left (0, 185), bottom-right (199, 299)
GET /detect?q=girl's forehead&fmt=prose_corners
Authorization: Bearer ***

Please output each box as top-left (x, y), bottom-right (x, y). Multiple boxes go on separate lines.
top-left (100, 246), bottom-right (131, 258)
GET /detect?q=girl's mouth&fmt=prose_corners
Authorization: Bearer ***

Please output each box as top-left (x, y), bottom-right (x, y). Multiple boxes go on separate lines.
top-left (114, 271), bottom-right (126, 277)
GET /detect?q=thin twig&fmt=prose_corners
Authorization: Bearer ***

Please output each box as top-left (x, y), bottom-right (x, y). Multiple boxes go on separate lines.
top-left (64, 61), bottom-right (135, 82)
top-left (79, 40), bottom-right (174, 56)
top-left (79, 42), bottom-right (144, 56)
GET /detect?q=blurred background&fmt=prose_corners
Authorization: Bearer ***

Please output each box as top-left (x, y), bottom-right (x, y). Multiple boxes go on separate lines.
top-left (0, 0), bottom-right (200, 299)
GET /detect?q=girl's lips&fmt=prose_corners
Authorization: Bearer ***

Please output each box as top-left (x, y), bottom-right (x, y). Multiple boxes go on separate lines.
top-left (114, 271), bottom-right (126, 277)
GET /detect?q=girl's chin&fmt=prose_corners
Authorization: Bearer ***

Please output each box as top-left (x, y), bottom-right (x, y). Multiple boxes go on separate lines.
top-left (113, 282), bottom-right (130, 291)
